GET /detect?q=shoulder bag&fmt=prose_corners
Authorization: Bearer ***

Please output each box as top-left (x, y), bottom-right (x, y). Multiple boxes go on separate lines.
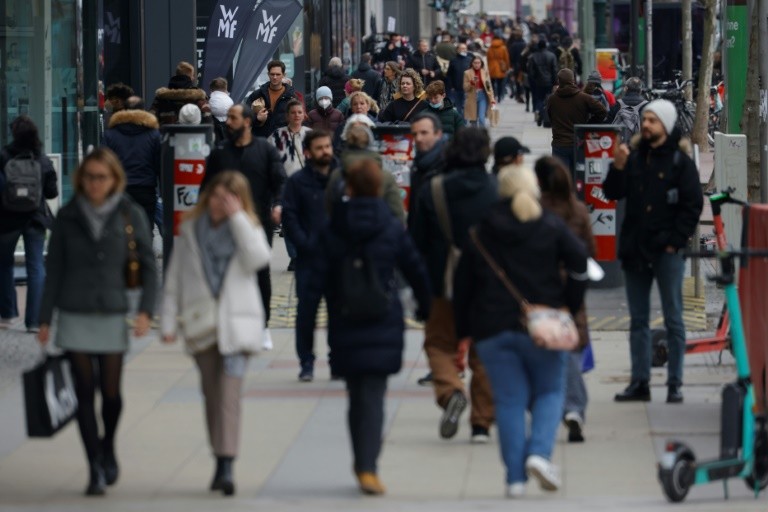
top-left (431, 175), bottom-right (461, 299)
top-left (469, 228), bottom-right (578, 351)
top-left (122, 208), bottom-right (141, 289)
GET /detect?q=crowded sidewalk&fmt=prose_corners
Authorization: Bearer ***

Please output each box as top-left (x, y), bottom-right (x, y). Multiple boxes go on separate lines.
top-left (0, 98), bottom-right (762, 511)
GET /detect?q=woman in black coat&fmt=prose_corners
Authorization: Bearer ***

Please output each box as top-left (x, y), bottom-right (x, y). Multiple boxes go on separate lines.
top-left (306, 157), bottom-right (431, 496)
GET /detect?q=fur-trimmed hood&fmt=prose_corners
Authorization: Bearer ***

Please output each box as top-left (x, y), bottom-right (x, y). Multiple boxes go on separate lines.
top-left (628, 131), bottom-right (693, 156)
top-left (108, 109), bottom-right (159, 129)
top-left (153, 87), bottom-right (207, 103)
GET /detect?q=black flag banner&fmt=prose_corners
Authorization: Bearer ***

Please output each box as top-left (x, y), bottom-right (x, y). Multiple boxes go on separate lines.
top-left (201, 0), bottom-right (258, 94)
top-left (230, 0), bottom-right (303, 103)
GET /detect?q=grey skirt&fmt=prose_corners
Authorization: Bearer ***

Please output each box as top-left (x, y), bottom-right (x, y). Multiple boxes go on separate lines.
top-left (55, 312), bottom-right (130, 354)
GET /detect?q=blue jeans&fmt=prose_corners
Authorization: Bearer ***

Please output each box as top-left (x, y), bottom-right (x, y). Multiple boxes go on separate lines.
top-left (449, 90), bottom-right (466, 117)
top-left (564, 350), bottom-right (588, 420)
top-left (295, 259), bottom-right (321, 369)
top-left (0, 224), bottom-right (46, 328)
top-left (552, 145), bottom-right (575, 175)
top-left (476, 331), bottom-right (567, 484)
top-left (624, 253), bottom-right (685, 386)
top-left (472, 90), bottom-right (489, 127)
top-left (531, 84), bottom-right (549, 116)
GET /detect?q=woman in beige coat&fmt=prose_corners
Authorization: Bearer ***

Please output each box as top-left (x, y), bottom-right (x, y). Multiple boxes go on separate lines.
top-left (161, 171), bottom-right (271, 496)
top-left (463, 55), bottom-right (496, 127)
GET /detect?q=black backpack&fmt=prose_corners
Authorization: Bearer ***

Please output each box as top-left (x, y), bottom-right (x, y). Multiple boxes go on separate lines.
top-left (2, 152), bottom-right (43, 213)
top-left (339, 240), bottom-right (390, 324)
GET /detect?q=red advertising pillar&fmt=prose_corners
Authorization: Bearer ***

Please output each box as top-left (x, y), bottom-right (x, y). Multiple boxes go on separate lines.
top-left (574, 124), bottom-right (624, 288)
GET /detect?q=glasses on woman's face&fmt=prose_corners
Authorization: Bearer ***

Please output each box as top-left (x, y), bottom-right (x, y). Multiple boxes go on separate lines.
top-left (83, 172), bottom-right (112, 183)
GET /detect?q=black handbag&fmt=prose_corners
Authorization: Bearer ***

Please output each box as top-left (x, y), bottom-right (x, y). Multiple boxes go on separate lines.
top-left (22, 355), bottom-right (78, 437)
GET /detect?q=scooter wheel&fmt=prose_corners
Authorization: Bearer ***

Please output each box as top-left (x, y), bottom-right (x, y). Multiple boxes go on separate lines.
top-left (660, 454), bottom-right (694, 502)
top-left (745, 473), bottom-right (768, 492)
top-left (652, 329), bottom-right (669, 368)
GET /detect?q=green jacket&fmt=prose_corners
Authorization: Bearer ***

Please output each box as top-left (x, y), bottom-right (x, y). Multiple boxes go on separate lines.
top-left (324, 149), bottom-right (406, 223)
top-left (39, 195), bottom-right (158, 324)
top-left (430, 99), bottom-right (465, 136)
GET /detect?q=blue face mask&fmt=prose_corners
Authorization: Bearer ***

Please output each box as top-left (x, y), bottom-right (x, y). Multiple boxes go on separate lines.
top-left (430, 102), bottom-right (443, 110)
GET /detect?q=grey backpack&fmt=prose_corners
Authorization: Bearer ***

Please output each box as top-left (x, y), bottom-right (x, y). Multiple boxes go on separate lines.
top-left (2, 153), bottom-right (43, 212)
top-left (612, 99), bottom-right (648, 142)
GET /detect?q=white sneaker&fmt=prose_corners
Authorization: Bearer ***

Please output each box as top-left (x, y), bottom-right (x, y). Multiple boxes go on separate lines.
top-left (0, 318), bottom-right (14, 329)
top-left (525, 455), bottom-right (561, 491)
top-left (506, 482), bottom-right (526, 498)
top-left (262, 328), bottom-right (273, 350)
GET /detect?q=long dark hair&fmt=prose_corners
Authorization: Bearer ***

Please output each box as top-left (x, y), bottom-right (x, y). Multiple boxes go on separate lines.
top-left (534, 156), bottom-right (578, 215)
top-left (9, 116), bottom-right (42, 155)
top-left (445, 127), bottom-right (490, 168)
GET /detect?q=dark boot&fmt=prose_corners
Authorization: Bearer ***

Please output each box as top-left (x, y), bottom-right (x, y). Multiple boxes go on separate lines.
top-left (614, 380), bottom-right (651, 402)
top-left (667, 385), bottom-right (684, 404)
top-left (85, 458), bottom-right (107, 496)
top-left (212, 456), bottom-right (235, 496)
top-left (101, 439), bottom-right (119, 486)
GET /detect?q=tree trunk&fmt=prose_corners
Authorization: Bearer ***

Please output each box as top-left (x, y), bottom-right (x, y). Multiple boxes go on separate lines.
top-left (741, 3), bottom-right (761, 202)
top-left (682, 0), bottom-right (693, 102)
top-left (691, 0), bottom-right (716, 151)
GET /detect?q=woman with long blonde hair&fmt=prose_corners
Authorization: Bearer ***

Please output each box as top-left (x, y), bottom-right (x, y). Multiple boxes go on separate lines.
top-left (161, 170), bottom-right (271, 496)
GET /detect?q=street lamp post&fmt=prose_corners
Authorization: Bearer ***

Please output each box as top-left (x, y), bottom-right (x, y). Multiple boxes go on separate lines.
top-left (595, 0), bottom-right (608, 48)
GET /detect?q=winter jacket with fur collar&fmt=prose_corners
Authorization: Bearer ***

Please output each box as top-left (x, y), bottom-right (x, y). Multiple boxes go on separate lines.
top-left (102, 110), bottom-right (162, 188)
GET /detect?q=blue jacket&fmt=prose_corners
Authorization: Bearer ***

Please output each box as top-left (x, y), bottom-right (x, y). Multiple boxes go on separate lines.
top-left (102, 110), bottom-right (161, 188)
top-left (307, 198), bottom-right (431, 377)
top-left (281, 160), bottom-right (335, 255)
top-left (446, 53), bottom-right (474, 92)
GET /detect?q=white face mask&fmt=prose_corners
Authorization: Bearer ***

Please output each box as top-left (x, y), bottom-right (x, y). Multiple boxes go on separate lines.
top-left (318, 98), bottom-right (332, 109)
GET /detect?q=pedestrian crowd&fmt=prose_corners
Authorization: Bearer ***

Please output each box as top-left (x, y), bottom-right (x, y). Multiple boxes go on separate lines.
top-left (0, 11), bottom-right (702, 504)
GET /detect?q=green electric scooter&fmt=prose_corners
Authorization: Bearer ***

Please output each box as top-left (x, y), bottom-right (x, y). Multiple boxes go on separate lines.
top-left (658, 246), bottom-right (768, 502)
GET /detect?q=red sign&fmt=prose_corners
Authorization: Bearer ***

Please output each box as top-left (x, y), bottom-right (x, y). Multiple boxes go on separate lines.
top-left (172, 159), bottom-right (206, 236)
top-left (376, 130), bottom-right (414, 212)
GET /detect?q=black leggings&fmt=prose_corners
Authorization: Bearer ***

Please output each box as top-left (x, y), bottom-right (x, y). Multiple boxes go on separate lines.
top-left (67, 352), bottom-right (124, 463)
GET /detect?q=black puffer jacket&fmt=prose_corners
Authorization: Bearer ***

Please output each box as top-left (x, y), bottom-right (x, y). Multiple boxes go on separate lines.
top-left (102, 110), bottom-right (161, 188)
top-left (306, 198), bottom-right (431, 377)
top-left (453, 201), bottom-right (588, 341)
top-left (318, 66), bottom-right (351, 108)
top-left (527, 47), bottom-right (558, 87)
top-left (603, 131), bottom-right (704, 267)
top-left (407, 51), bottom-right (443, 85)
top-left (150, 76), bottom-right (210, 126)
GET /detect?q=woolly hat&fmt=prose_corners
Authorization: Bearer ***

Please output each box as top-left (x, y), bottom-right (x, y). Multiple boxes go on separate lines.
top-left (497, 165), bottom-right (542, 222)
top-left (178, 103), bottom-right (201, 125)
top-left (643, 99), bottom-right (678, 135)
top-left (587, 70), bottom-right (603, 85)
top-left (316, 86), bottom-right (333, 101)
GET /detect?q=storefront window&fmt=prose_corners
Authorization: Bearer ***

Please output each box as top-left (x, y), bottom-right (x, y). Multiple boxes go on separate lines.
top-left (1, 0), bottom-right (99, 202)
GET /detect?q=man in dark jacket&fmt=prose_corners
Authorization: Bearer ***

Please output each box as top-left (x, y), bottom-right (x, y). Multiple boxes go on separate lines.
top-left (408, 112), bottom-right (446, 233)
top-left (445, 43), bottom-right (474, 116)
top-left (318, 57), bottom-right (351, 108)
top-left (546, 69), bottom-right (607, 171)
top-left (102, 106), bottom-right (161, 229)
top-left (352, 53), bottom-right (384, 101)
top-left (435, 32), bottom-right (458, 62)
top-left (507, 30), bottom-right (528, 103)
top-left (407, 39), bottom-right (443, 86)
top-left (150, 61), bottom-right (211, 126)
top-left (282, 130), bottom-right (337, 382)
top-left (606, 77), bottom-right (648, 124)
top-left (246, 60), bottom-right (298, 138)
top-left (603, 99), bottom-right (704, 405)
top-left (411, 127), bottom-right (496, 443)
top-left (203, 103), bottom-right (287, 346)
top-left (374, 33), bottom-right (412, 66)
top-left (527, 39), bottom-right (559, 125)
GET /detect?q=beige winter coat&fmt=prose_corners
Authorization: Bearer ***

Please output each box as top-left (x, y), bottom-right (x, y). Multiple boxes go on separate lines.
top-left (161, 211), bottom-right (271, 355)
top-left (463, 67), bottom-right (496, 121)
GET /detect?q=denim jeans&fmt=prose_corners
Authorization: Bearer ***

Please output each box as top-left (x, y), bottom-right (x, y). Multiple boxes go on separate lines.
top-left (473, 90), bottom-right (489, 127)
top-left (346, 374), bottom-right (388, 473)
top-left (552, 145), bottom-right (575, 175)
top-left (476, 330), bottom-right (567, 484)
top-left (531, 85), bottom-right (550, 116)
top-left (285, 237), bottom-right (297, 260)
top-left (0, 224), bottom-right (46, 328)
top-left (294, 260), bottom-right (321, 369)
top-left (624, 253), bottom-right (686, 386)
top-left (492, 78), bottom-right (506, 103)
top-left (564, 350), bottom-right (588, 420)
top-left (449, 90), bottom-right (466, 117)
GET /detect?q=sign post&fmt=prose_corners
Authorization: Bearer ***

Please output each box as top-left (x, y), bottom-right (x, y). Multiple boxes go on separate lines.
top-left (160, 124), bottom-right (214, 268)
top-left (574, 124), bottom-right (624, 288)
top-left (373, 125), bottom-right (414, 212)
